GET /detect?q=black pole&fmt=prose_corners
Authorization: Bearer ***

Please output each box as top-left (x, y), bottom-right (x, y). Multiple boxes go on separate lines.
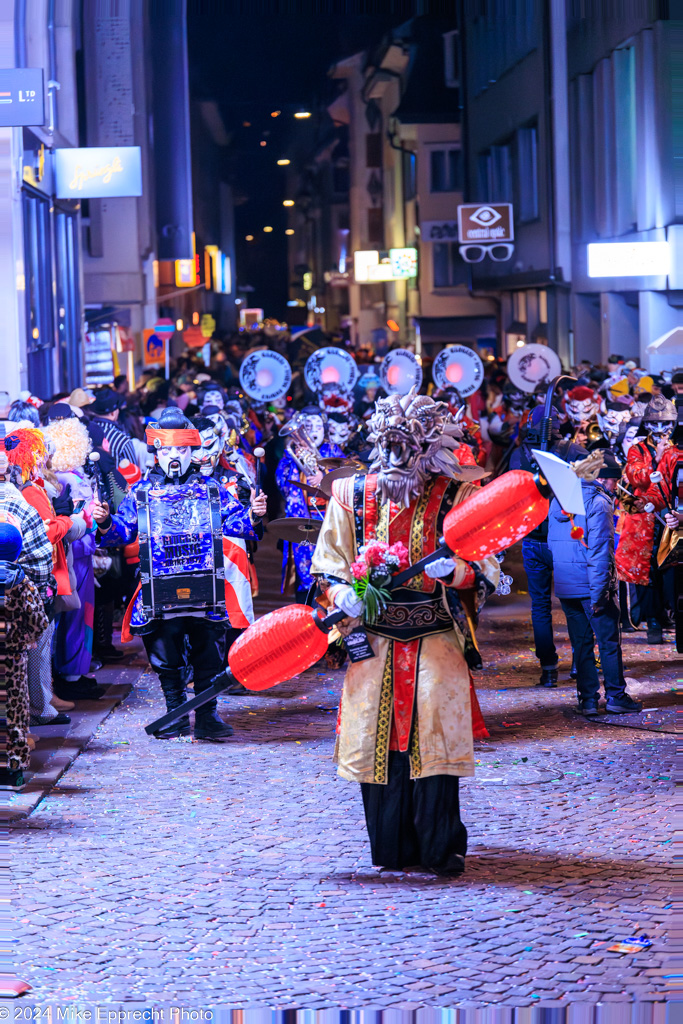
top-left (540, 374), bottom-right (577, 451)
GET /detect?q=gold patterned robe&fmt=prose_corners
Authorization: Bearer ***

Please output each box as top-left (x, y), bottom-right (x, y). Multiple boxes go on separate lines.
top-left (311, 473), bottom-right (499, 785)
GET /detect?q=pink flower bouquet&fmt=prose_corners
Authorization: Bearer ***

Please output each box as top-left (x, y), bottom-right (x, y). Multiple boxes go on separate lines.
top-left (349, 541), bottom-right (410, 623)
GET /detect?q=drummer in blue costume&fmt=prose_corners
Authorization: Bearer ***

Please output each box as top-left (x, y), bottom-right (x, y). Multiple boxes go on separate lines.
top-left (91, 408), bottom-right (267, 740)
top-left (275, 406), bottom-right (343, 600)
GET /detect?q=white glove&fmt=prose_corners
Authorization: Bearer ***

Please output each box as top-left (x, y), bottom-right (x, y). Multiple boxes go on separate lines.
top-left (332, 584), bottom-right (365, 618)
top-left (424, 556), bottom-right (457, 579)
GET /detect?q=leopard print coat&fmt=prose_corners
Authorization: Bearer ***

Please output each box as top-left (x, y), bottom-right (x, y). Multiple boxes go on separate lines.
top-left (0, 576), bottom-right (48, 771)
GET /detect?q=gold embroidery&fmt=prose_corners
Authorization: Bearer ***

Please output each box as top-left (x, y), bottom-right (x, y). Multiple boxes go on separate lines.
top-left (373, 645), bottom-right (393, 783)
top-left (407, 481), bottom-right (433, 591)
top-left (408, 639), bottom-right (422, 777)
top-left (409, 714), bottom-right (422, 777)
top-left (376, 500), bottom-right (390, 544)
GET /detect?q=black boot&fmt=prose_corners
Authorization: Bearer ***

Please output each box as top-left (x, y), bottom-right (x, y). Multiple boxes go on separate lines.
top-left (194, 707), bottom-right (233, 741)
top-left (646, 618), bottom-right (664, 644)
top-left (538, 668), bottom-right (558, 688)
top-left (0, 768), bottom-right (24, 789)
top-left (93, 600), bottom-right (126, 662)
top-left (153, 681), bottom-right (191, 739)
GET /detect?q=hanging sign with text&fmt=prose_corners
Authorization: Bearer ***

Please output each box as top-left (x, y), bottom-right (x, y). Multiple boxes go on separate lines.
top-left (457, 203), bottom-right (514, 243)
top-left (55, 146), bottom-right (143, 199)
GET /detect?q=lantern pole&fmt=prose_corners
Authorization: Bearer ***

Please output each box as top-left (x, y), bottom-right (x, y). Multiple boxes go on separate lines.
top-left (144, 542), bottom-right (457, 735)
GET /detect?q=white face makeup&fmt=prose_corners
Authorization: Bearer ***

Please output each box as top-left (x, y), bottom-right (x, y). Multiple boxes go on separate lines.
top-left (158, 444), bottom-right (192, 478)
top-left (302, 414), bottom-right (325, 448)
top-left (202, 390), bottom-right (225, 411)
top-left (621, 424), bottom-right (640, 456)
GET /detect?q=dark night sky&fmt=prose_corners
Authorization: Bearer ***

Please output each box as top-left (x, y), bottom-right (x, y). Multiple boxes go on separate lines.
top-left (187, 12), bottom-right (407, 319)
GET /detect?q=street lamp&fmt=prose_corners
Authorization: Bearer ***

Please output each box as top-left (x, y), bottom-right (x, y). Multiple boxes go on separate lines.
top-left (263, 226), bottom-right (273, 233)
top-left (283, 199), bottom-right (295, 207)
top-left (285, 229), bottom-right (294, 235)
top-left (277, 159), bottom-right (291, 166)
top-left (294, 110), bottom-right (311, 119)
top-left (245, 235), bottom-right (254, 241)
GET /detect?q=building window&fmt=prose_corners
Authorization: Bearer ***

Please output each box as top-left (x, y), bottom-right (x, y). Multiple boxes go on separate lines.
top-left (366, 133), bottom-right (382, 168)
top-left (433, 242), bottom-right (468, 288)
top-left (443, 30), bottom-right (460, 89)
top-left (477, 143), bottom-right (512, 203)
top-left (403, 150), bottom-right (416, 201)
top-left (55, 207), bottom-right (82, 392)
top-left (22, 187), bottom-right (55, 398)
top-left (367, 206), bottom-right (384, 246)
top-left (430, 149), bottom-right (463, 192)
top-left (332, 165), bottom-right (349, 194)
top-left (516, 124), bottom-right (538, 221)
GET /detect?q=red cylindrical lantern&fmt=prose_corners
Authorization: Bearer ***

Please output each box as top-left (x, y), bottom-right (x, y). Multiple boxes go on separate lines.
top-left (444, 470), bottom-right (549, 560)
top-left (228, 604), bottom-right (330, 691)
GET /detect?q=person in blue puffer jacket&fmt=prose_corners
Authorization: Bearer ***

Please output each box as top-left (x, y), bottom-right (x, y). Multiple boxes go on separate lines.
top-left (547, 450), bottom-right (642, 716)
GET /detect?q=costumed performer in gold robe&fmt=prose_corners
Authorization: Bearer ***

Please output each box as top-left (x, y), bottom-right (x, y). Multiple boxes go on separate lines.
top-left (311, 390), bottom-right (499, 876)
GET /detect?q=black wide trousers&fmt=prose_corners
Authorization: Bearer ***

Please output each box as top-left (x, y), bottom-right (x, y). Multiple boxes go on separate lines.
top-left (360, 751), bottom-right (467, 871)
top-left (142, 617), bottom-right (225, 714)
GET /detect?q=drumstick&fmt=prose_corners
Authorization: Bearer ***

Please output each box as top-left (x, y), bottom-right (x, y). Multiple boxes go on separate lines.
top-left (253, 446), bottom-right (265, 497)
top-left (88, 451), bottom-right (101, 502)
top-left (649, 471), bottom-right (673, 514)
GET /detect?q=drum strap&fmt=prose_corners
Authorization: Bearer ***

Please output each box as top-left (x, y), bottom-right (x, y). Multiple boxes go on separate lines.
top-left (137, 481), bottom-right (154, 620)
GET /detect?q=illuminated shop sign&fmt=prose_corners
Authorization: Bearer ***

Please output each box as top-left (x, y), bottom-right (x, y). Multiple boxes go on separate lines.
top-left (353, 248), bottom-right (418, 283)
top-left (587, 241), bottom-right (670, 278)
top-left (54, 146), bottom-right (142, 199)
top-left (0, 68), bottom-right (44, 127)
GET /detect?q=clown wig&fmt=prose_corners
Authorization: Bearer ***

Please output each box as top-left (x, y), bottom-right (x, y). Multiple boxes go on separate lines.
top-left (42, 417), bottom-right (92, 472)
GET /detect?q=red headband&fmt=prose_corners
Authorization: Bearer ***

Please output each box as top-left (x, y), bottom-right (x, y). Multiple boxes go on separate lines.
top-left (146, 426), bottom-right (202, 448)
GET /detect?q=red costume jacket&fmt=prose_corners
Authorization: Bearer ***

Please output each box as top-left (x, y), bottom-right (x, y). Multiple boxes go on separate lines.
top-left (615, 441), bottom-right (657, 585)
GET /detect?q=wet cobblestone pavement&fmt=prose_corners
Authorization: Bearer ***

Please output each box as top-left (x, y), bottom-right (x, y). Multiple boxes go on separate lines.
top-left (14, 595), bottom-right (675, 1009)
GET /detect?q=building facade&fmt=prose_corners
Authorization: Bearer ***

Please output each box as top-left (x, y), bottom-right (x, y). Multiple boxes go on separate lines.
top-left (286, 16), bottom-right (497, 358)
top-left (0, 0), bottom-right (85, 399)
top-left (461, 0), bottom-right (682, 369)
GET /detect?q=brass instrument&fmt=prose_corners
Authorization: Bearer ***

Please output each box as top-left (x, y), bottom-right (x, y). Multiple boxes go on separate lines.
top-left (572, 420), bottom-right (603, 445)
top-left (280, 416), bottom-right (320, 477)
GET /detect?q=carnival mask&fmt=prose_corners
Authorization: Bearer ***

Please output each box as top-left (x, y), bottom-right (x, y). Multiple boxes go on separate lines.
top-left (598, 401), bottom-right (632, 442)
top-left (301, 414), bottom-right (325, 449)
top-left (158, 444), bottom-right (192, 479)
top-left (566, 390), bottom-right (598, 427)
top-left (201, 389), bottom-right (225, 411)
top-left (192, 426), bottom-right (223, 475)
top-left (328, 417), bottom-right (353, 447)
top-left (644, 419), bottom-right (674, 443)
top-left (620, 423), bottom-right (641, 457)
top-left (368, 389), bottom-right (467, 509)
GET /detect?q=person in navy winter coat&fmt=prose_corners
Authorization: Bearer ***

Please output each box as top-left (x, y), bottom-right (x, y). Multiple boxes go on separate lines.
top-left (547, 451), bottom-right (642, 716)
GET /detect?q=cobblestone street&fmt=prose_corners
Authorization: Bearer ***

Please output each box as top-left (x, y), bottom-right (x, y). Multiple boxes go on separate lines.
top-left (12, 535), bottom-right (675, 1010)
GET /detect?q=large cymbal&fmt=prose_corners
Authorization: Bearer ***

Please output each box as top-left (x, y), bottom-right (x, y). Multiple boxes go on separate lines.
top-left (288, 480), bottom-right (328, 501)
top-left (268, 516), bottom-right (323, 544)
top-left (319, 457), bottom-right (364, 471)
top-left (320, 464), bottom-right (365, 497)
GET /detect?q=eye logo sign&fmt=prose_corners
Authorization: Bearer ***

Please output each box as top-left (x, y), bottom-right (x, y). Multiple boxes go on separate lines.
top-left (469, 206), bottom-right (502, 228)
top-left (457, 203), bottom-right (513, 242)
